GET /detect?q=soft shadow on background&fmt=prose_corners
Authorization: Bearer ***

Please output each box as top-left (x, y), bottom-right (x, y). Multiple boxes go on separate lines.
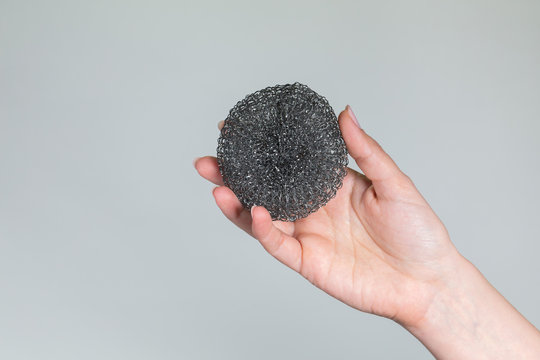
top-left (1, 1), bottom-right (539, 359)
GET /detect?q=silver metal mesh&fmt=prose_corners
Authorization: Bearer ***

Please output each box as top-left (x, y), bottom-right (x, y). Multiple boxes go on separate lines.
top-left (217, 82), bottom-right (348, 221)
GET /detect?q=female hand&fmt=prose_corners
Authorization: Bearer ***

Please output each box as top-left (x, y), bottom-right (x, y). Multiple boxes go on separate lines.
top-left (195, 105), bottom-right (540, 359)
top-left (195, 105), bottom-right (457, 327)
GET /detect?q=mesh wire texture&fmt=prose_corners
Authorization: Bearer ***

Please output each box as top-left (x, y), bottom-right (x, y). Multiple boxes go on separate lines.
top-left (217, 82), bottom-right (348, 222)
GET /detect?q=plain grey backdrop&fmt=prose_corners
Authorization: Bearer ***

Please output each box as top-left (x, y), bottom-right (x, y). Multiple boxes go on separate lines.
top-left (1, 0), bottom-right (539, 359)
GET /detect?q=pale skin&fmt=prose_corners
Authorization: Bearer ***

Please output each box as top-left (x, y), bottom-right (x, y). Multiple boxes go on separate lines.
top-left (194, 106), bottom-right (540, 359)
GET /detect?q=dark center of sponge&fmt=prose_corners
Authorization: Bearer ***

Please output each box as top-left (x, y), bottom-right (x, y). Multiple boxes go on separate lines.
top-left (216, 82), bottom-right (348, 222)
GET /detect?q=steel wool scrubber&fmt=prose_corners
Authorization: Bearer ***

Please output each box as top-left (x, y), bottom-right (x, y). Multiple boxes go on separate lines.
top-left (217, 82), bottom-right (348, 221)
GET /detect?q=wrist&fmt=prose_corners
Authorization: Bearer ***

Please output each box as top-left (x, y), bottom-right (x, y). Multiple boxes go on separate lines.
top-left (404, 253), bottom-right (540, 359)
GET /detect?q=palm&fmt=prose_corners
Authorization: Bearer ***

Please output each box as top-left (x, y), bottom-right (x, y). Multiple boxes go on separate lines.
top-left (274, 168), bottom-right (451, 325)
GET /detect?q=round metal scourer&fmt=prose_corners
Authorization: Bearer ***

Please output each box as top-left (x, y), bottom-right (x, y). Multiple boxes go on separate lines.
top-left (216, 82), bottom-right (349, 222)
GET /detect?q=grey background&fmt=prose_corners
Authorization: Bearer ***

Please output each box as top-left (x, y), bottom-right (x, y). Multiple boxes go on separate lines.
top-left (1, 0), bottom-right (539, 359)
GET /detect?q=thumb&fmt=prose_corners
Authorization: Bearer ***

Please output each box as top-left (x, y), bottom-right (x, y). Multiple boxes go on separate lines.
top-left (338, 105), bottom-right (412, 200)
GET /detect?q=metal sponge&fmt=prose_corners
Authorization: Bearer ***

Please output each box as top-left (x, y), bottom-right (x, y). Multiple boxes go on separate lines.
top-left (216, 82), bottom-right (348, 222)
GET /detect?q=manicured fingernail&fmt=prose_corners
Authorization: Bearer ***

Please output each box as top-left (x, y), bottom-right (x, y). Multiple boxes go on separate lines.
top-left (346, 105), bottom-right (361, 129)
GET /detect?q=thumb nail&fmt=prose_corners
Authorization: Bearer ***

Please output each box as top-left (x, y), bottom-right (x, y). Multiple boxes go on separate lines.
top-left (346, 105), bottom-right (361, 129)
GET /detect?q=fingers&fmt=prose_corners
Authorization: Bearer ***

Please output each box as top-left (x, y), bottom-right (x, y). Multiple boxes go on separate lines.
top-left (194, 120), bottom-right (225, 184)
top-left (194, 118), bottom-right (225, 184)
top-left (197, 121), bottom-right (250, 234)
top-left (212, 190), bottom-right (303, 272)
top-left (205, 118), bottom-right (304, 274)
top-left (251, 206), bottom-right (303, 273)
top-left (338, 105), bottom-right (411, 199)
top-left (194, 156), bottom-right (224, 186)
top-left (213, 186), bottom-right (253, 235)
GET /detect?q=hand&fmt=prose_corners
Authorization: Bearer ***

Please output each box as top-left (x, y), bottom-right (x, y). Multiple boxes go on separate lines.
top-left (196, 105), bottom-right (540, 359)
top-left (195, 105), bottom-right (459, 327)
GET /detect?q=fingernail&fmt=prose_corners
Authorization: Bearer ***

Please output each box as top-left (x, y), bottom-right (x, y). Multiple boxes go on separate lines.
top-left (346, 105), bottom-right (361, 129)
